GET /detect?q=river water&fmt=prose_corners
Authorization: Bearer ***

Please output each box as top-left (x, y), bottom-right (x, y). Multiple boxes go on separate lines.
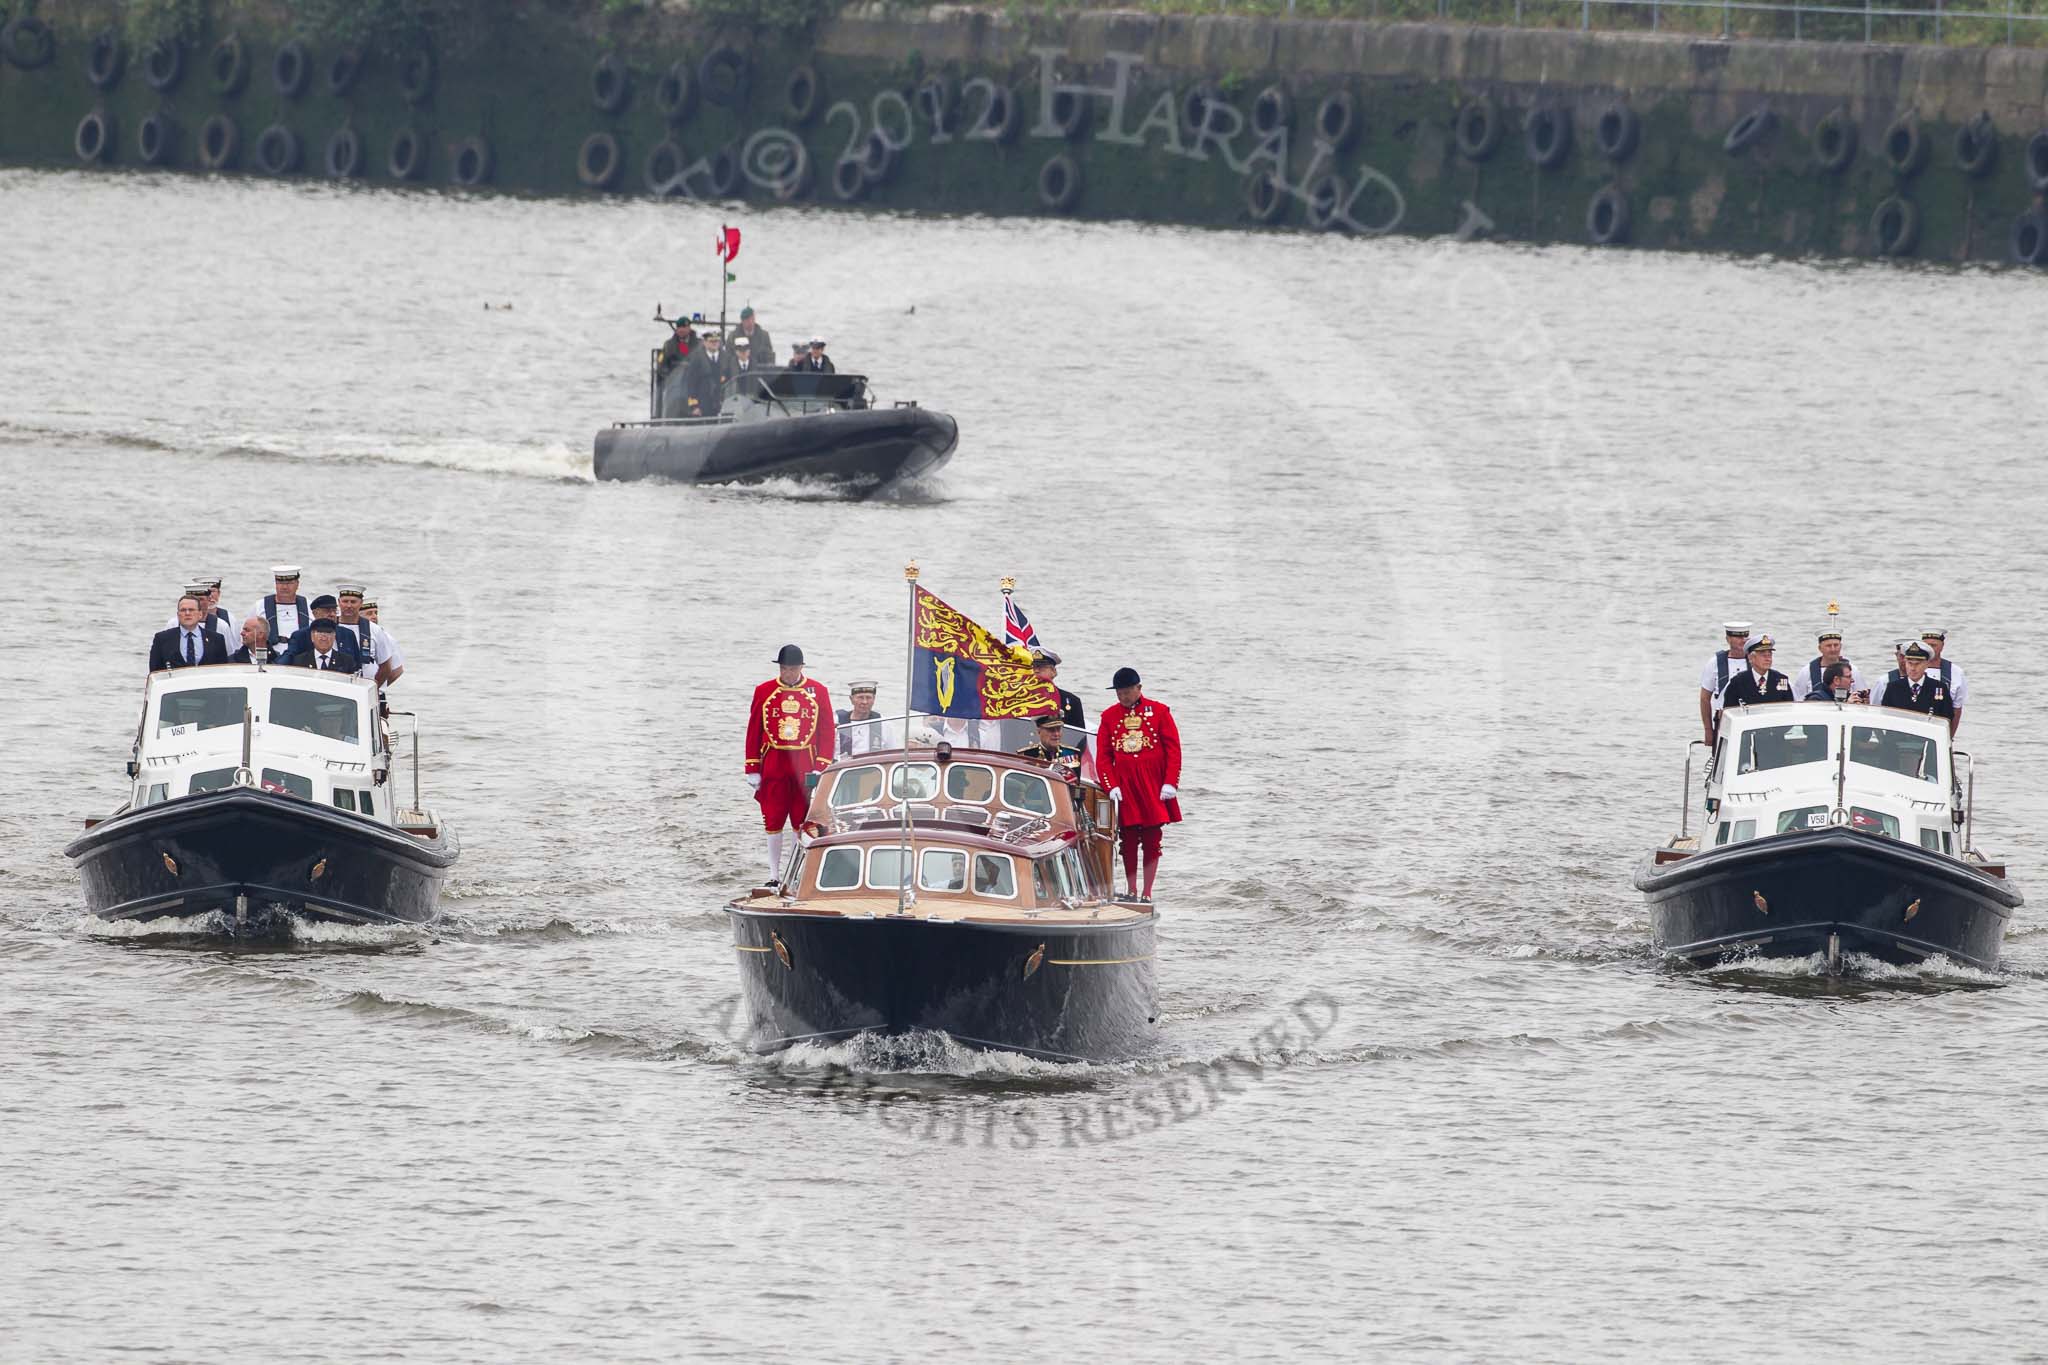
top-left (5, 168), bottom-right (2048, 1362)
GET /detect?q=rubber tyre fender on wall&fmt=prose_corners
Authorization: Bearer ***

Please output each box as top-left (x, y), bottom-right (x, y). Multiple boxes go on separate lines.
top-left (592, 54), bottom-right (630, 114)
top-left (1882, 114), bottom-right (1927, 178)
top-left (327, 48), bottom-right (363, 97)
top-left (699, 47), bottom-right (748, 108)
top-left (209, 35), bottom-right (248, 96)
top-left (1, 18), bottom-right (57, 71)
top-left (1049, 87), bottom-right (1091, 142)
top-left (1813, 108), bottom-right (1857, 175)
top-left (256, 124), bottom-right (301, 175)
top-left (1180, 86), bottom-right (1219, 143)
top-left (657, 61), bottom-right (697, 123)
top-left (1723, 105), bottom-right (1774, 155)
top-left (1525, 105), bottom-right (1571, 170)
top-left (87, 31), bottom-right (125, 91)
top-left (831, 155), bottom-right (868, 202)
top-left (643, 139), bottom-right (686, 195)
top-left (1305, 172), bottom-right (1345, 231)
top-left (1594, 101), bottom-right (1638, 162)
top-left (1315, 91), bottom-right (1358, 152)
top-left (75, 109), bottom-right (114, 164)
top-left (387, 127), bottom-right (425, 180)
top-left (782, 64), bottom-right (821, 126)
top-left (915, 75), bottom-right (956, 130)
top-left (1038, 154), bottom-right (1080, 213)
top-left (451, 136), bottom-right (493, 188)
top-left (858, 130), bottom-right (896, 186)
top-left (325, 126), bottom-right (363, 178)
top-left (138, 111), bottom-right (176, 166)
top-left (1953, 115), bottom-right (1997, 179)
top-left (200, 114), bottom-right (240, 170)
top-left (2029, 131), bottom-right (2048, 191)
top-left (2011, 211), bottom-right (2048, 266)
top-left (579, 131), bottom-right (622, 190)
top-left (1245, 168), bottom-right (1286, 225)
top-left (144, 38), bottom-right (184, 92)
top-left (1455, 96), bottom-right (1501, 161)
top-left (1870, 196), bottom-right (1918, 258)
top-left (273, 40), bottom-right (308, 99)
top-left (977, 84), bottom-right (1023, 144)
top-left (704, 145), bottom-right (741, 198)
top-left (398, 48), bottom-right (435, 105)
top-left (1252, 85), bottom-right (1291, 138)
top-left (1585, 185), bottom-right (1630, 246)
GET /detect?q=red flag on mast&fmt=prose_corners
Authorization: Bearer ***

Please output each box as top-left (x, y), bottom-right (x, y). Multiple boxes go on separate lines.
top-left (715, 225), bottom-right (741, 263)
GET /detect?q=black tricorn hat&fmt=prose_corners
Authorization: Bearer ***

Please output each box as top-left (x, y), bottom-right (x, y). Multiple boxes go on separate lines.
top-left (774, 644), bottom-right (804, 666)
top-left (1109, 666), bottom-right (1141, 690)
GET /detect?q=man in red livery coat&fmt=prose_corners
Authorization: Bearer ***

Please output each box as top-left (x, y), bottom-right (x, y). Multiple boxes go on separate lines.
top-left (745, 644), bottom-right (836, 887)
top-left (1094, 666), bottom-right (1181, 903)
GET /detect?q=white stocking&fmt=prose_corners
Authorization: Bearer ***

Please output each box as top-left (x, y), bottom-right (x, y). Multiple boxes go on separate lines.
top-left (765, 831), bottom-right (785, 883)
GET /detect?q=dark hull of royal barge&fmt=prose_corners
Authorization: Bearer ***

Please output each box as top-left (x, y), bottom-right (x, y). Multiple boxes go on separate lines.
top-left (724, 905), bottom-right (1156, 1063)
top-left (1634, 827), bottom-right (2020, 971)
top-left (66, 788), bottom-right (457, 927)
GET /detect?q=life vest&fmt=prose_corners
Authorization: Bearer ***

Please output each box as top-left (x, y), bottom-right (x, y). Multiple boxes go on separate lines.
top-left (263, 594), bottom-right (308, 655)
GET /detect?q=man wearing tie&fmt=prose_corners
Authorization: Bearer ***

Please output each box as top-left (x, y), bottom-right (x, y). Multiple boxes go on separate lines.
top-left (1879, 641), bottom-right (1955, 723)
top-left (148, 595), bottom-right (229, 671)
top-left (284, 618), bottom-right (351, 671)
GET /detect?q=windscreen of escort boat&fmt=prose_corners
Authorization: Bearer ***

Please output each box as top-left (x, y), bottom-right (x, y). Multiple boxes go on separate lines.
top-left (268, 688), bottom-right (360, 744)
top-left (156, 687), bottom-right (248, 736)
top-left (1734, 723), bottom-right (1835, 774)
top-left (1849, 726), bottom-right (1940, 783)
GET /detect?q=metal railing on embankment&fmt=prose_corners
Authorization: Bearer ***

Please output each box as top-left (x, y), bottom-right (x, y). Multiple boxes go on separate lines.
top-left (1183, 0), bottom-right (2048, 45)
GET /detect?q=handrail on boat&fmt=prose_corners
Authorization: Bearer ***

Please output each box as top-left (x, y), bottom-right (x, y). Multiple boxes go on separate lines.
top-left (1679, 740), bottom-right (1707, 840)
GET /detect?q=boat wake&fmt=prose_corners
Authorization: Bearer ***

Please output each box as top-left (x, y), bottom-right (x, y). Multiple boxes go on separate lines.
top-left (83, 906), bottom-right (433, 952)
top-left (1693, 949), bottom-right (2011, 991)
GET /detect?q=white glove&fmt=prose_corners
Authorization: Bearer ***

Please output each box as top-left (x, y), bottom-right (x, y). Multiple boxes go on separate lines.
top-left (745, 774), bottom-right (761, 791)
top-left (1109, 788), bottom-right (1123, 802)
top-left (1160, 784), bottom-right (1178, 801)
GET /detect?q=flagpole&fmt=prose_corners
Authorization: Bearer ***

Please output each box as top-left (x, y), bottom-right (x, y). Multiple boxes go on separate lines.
top-left (718, 222), bottom-right (730, 339)
top-left (900, 559), bottom-right (919, 916)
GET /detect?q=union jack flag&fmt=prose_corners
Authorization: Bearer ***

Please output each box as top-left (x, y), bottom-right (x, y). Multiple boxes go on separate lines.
top-left (1003, 593), bottom-right (1041, 652)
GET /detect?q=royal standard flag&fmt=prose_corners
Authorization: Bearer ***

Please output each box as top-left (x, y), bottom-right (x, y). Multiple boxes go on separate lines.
top-left (909, 586), bottom-right (1058, 720)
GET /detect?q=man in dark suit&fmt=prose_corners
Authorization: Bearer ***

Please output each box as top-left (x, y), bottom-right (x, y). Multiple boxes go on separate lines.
top-left (1719, 634), bottom-right (1795, 712)
top-left (149, 595), bottom-right (229, 671)
top-left (283, 618), bottom-right (355, 672)
top-left (1879, 641), bottom-right (1954, 721)
top-left (280, 595), bottom-right (363, 673)
top-left (227, 616), bottom-right (271, 665)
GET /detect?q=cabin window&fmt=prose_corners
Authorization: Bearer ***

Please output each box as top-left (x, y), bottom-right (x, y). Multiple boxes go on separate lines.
top-left (816, 846), bottom-right (862, 890)
top-left (271, 688), bottom-right (359, 745)
top-left (919, 849), bottom-right (968, 892)
top-left (260, 769), bottom-right (313, 800)
top-left (1000, 771), bottom-right (1055, 816)
top-left (1849, 807), bottom-right (1899, 839)
top-left (830, 766), bottom-right (885, 809)
top-left (1849, 727), bottom-right (1940, 784)
top-left (945, 765), bottom-right (996, 803)
top-left (889, 763), bottom-right (939, 800)
top-left (1919, 827), bottom-right (1954, 855)
top-left (333, 789), bottom-right (357, 812)
top-left (360, 790), bottom-right (373, 817)
top-left (866, 846), bottom-right (910, 890)
top-left (1032, 859), bottom-right (1053, 903)
top-left (1714, 819), bottom-right (1756, 846)
top-left (189, 767), bottom-right (239, 794)
top-left (1735, 724), bottom-right (1832, 774)
top-left (1776, 806), bottom-right (1831, 834)
top-left (136, 782), bottom-right (169, 807)
top-left (973, 854), bottom-right (1017, 898)
top-left (156, 686), bottom-right (247, 736)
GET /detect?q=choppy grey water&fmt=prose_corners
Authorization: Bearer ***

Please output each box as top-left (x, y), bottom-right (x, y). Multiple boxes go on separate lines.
top-left (5, 168), bottom-right (2048, 1362)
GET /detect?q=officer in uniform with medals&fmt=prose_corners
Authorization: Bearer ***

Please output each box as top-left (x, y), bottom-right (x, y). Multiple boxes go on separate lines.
top-left (745, 645), bottom-right (836, 889)
top-left (1094, 667), bottom-right (1182, 903)
top-left (1030, 650), bottom-right (1086, 752)
top-left (1698, 621), bottom-right (1750, 745)
top-left (336, 583), bottom-right (404, 686)
top-left (279, 595), bottom-right (365, 674)
top-left (1718, 635), bottom-right (1795, 710)
top-left (1016, 713), bottom-right (1082, 783)
top-left (1880, 641), bottom-right (1954, 721)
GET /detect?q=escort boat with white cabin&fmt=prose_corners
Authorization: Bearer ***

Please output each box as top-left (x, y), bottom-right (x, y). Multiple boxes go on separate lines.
top-left (1635, 699), bottom-right (2020, 970)
top-left (726, 735), bottom-right (1156, 1062)
top-left (66, 661), bottom-right (457, 928)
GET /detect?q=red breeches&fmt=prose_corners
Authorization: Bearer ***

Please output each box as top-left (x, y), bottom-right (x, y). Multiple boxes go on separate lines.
top-left (1119, 824), bottom-right (1163, 873)
top-left (756, 775), bottom-right (807, 831)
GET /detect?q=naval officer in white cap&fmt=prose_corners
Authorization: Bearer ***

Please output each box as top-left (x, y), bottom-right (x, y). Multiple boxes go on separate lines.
top-left (335, 582), bottom-right (404, 685)
top-left (1698, 621), bottom-right (1751, 745)
top-left (1921, 628), bottom-right (1968, 734)
top-left (252, 566), bottom-right (310, 654)
top-left (1791, 622), bottom-right (1859, 701)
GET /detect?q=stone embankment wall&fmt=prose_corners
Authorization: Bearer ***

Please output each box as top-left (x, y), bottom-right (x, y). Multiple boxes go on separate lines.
top-left (3, 3), bottom-right (2046, 264)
